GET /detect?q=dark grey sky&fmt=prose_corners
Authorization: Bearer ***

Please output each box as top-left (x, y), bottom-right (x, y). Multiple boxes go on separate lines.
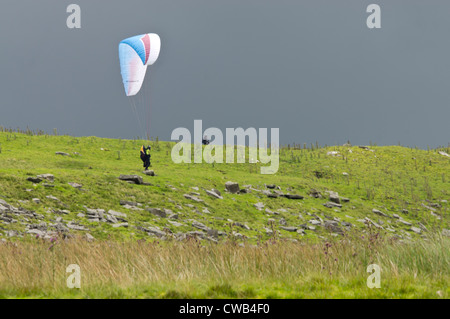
top-left (0, 0), bottom-right (449, 148)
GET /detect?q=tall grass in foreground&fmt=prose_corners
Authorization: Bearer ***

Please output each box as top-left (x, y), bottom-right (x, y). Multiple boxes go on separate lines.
top-left (0, 234), bottom-right (448, 298)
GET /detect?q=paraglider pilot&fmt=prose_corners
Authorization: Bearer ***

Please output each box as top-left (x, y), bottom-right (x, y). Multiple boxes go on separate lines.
top-left (140, 145), bottom-right (151, 170)
top-left (202, 135), bottom-right (210, 145)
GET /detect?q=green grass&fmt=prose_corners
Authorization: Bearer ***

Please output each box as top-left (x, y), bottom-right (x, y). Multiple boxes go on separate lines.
top-left (0, 235), bottom-right (448, 298)
top-left (0, 130), bottom-right (448, 298)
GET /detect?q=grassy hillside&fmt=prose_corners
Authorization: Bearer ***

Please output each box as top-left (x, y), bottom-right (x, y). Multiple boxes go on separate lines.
top-left (0, 131), bottom-right (448, 242)
top-left (0, 131), bottom-right (448, 298)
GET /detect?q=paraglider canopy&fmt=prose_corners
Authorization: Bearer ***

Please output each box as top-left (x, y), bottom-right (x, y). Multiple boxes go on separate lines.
top-left (119, 33), bottom-right (161, 96)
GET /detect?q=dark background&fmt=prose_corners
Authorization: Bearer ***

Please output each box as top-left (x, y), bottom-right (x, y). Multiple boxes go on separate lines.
top-left (0, 0), bottom-right (448, 148)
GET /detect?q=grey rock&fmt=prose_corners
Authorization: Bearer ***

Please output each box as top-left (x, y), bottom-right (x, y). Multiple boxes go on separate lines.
top-left (364, 217), bottom-right (384, 229)
top-left (207, 228), bottom-right (219, 239)
top-left (324, 220), bottom-right (344, 234)
top-left (147, 227), bottom-right (166, 237)
top-left (442, 229), bottom-right (450, 237)
top-left (254, 202), bottom-right (265, 210)
top-left (328, 191), bottom-right (340, 204)
top-left (184, 194), bottom-right (203, 202)
top-left (108, 210), bottom-right (127, 218)
top-left (341, 221), bottom-right (352, 227)
top-left (309, 189), bottom-right (322, 198)
top-left (280, 226), bottom-right (297, 232)
top-left (67, 222), bottom-right (89, 231)
top-left (118, 175), bottom-right (143, 185)
top-left (233, 222), bottom-right (250, 230)
top-left (37, 174), bottom-right (54, 182)
top-left (106, 215), bottom-right (118, 224)
top-left (372, 209), bottom-right (389, 218)
top-left (205, 189), bottom-right (223, 199)
top-left (55, 152), bottom-right (70, 156)
top-left (143, 170), bottom-right (155, 176)
top-left (283, 194), bottom-right (304, 200)
top-left (192, 221), bottom-right (209, 231)
top-left (410, 227), bottom-right (421, 234)
top-left (27, 177), bottom-right (43, 183)
top-left (68, 182), bottom-right (82, 189)
top-left (32, 198), bottom-right (41, 204)
top-left (323, 202), bottom-right (342, 208)
top-left (26, 229), bottom-right (46, 237)
top-left (168, 220), bottom-right (184, 227)
top-left (398, 219), bottom-right (412, 226)
top-left (120, 200), bottom-right (139, 207)
top-left (225, 181), bottom-right (240, 194)
top-left (147, 208), bottom-right (167, 218)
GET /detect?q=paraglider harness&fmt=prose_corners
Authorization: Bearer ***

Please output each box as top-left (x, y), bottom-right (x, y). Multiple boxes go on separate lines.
top-left (202, 136), bottom-right (210, 145)
top-left (140, 145), bottom-right (151, 170)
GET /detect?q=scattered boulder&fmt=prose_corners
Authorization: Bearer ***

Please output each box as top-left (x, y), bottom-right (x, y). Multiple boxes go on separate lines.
top-left (68, 182), bottom-right (82, 189)
top-left (55, 152), bottom-right (70, 156)
top-left (323, 202), bottom-right (342, 208)
top-left (143, 170), bottom-right (155, 176)
top-left (192, 221), bottom-right (209, 231)
top-left (32, 198), bottom-right (40, 204)
top-left (398, 219), bottom-right (412, 226)
top-left (254, 202), bottom-right (265, 210)
top-left (27, 176), bottom-right (43, 183)
top-left (328, 191), bottom-right (340, 204)
top-left (147, 208), bottom-right (167, 218)
top-left (282, 194), bottom-right (304, 200)
top-left (442, 229), bottom-right (450, 237)
top-left (225, 181), bottom-right (240, 194)
top-left (184, 194), bottom-right (203, 202)
top-left (372, 209), bottom-right (389, 218)
top-left (118, 175), bottom-right (143, 185)
top-left (364, 217), bottom-right (384, 229)
top-left (438, 151), bottom-right (450, 157)
top-left (120, 200), bottom-right (139, 207)
top-left (324, 220), bottom-right (344, 234)
top-left (46, 195), bottom-right (59, 201)
top-left (108, 210), bottom-right (127, 219)
top-left (205, 189), bottom-right (223, 199)
top-left (37, 174), bottom-right (54, 182)
top-left (309, 189), bottom-right (322, 198)
top-left (67, 222), bottom-right (89, 231)
top-left (280, 226), bottom-right (297, 232)
top-left (410, 227), bottom-right (421, 234)
top-left (146, 227), bottom-right (166, 237)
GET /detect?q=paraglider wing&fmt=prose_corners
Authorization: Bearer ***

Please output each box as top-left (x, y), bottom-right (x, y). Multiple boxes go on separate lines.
top-left (119, 33), bottom-right (161, 97)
